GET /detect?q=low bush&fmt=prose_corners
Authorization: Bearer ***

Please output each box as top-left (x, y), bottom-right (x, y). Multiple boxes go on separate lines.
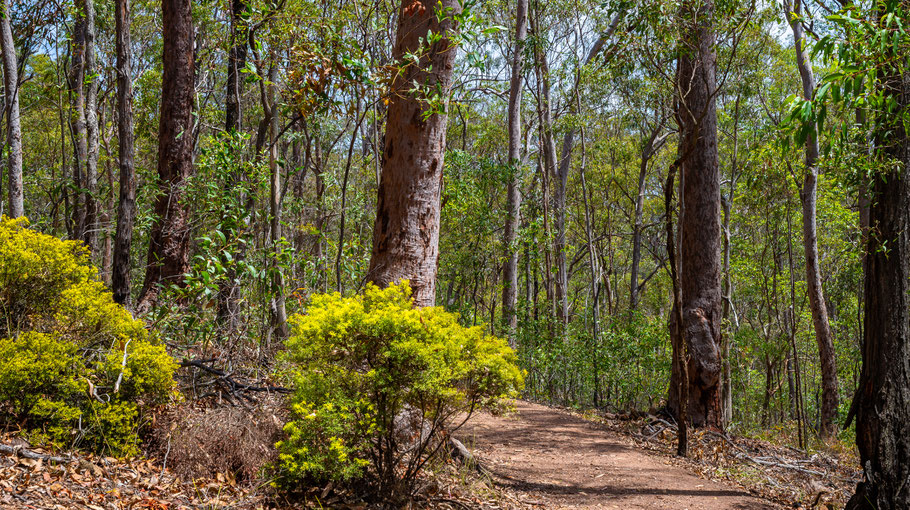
top-left (0, 217), bottom-right (177, 456)
top-left (154, 405), bottom-right (282, 481)
top-left (276, 282), bottom-right (523, 501)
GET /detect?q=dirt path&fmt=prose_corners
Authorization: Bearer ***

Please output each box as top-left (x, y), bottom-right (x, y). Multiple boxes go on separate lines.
top-left (459, 401), bottom-right (779, 510)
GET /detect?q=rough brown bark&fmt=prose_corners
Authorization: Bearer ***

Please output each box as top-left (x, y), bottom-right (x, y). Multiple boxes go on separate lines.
top-left (665, 163), bottom-right (689, 457)
top-left (502, 0), bottom-right (528, 343)
top-left (0, 0), bottom-right (23, 218)
top-left (668, 0), bottom-right (723, 430)
top-left (111, 0), bottom-right (136, 306)
top-left (136, 0), bottom-right (195, 312)
top-left (845, 51), bottom-right (910, 510)
top-left (783, 0), bottom-right (839, 439)
top-left (367, 0), bottom-right (460, 307)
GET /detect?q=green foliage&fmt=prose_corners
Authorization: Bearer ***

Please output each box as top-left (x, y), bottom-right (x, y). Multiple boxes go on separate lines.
top-left (518, 313), bottom-right (670, 411)
top-left (276, 282), bottom-right (523, 497)
top-left (0, 217), bottom-right (176, 456)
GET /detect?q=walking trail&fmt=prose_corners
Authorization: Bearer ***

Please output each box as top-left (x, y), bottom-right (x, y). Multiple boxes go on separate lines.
top-left (459, 401), bottom-right (779, 510)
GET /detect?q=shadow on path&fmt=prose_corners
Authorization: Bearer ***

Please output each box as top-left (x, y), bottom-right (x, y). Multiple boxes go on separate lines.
top-left (460, 401), bottom-right (778, 510)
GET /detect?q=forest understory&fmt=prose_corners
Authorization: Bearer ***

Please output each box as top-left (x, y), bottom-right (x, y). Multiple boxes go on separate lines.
top-left (1, 398), bottom-right (860, 509)
top-left (4, 0), bottom-right (910, 506)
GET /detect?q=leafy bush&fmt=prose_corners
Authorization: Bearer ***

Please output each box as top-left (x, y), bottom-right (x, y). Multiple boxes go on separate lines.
top-left (276, 282), bottom-right (523, 499)
top-left (0, 216), bottom-right (177, 456)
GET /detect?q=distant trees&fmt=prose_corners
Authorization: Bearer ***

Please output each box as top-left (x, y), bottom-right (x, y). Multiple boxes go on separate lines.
top-left (367, 0), bottom-right (461, 306)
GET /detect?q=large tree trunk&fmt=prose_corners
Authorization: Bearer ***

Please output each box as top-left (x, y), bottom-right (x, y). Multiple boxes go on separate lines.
top-left (783, 0), bottom-right (839, 439)
top-left (367, 0), bottom-right (460, 307)
top-left (501, 0), bottom-right (528, 344)
top-left (668, 0), bottom-right (723, 429)
top-left (0, 0), bottom-right (23, 218)
top-left (136, 0), bottom-right (195, 312)
top-left (845, 52), bottom-right (910, 510)
top-left (111, 0), bottom-right (136, 306)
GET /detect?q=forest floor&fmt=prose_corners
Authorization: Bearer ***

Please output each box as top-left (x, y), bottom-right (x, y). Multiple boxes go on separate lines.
top-left (458, 400), bottom-right (778, 510)
top-left (0, 400), bottom-right (859, 509)
top-left (456, 400), bottom-right (859, 510)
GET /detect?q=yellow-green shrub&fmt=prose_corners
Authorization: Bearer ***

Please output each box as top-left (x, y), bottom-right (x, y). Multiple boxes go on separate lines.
top-left (0, 216), bottom-right (177, 456)
top-left (276, 282), bottom-right (523, 499)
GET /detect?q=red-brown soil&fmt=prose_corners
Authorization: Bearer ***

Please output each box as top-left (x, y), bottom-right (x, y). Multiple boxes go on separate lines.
top-left (460, 401), bottom-right (780, 510)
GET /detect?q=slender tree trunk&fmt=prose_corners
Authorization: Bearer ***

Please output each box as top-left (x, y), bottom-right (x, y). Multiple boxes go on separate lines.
top-left (82, 0), bottom-right (99, 254)
top-left (501, 0), bottom-right (528, 344)
top-left (667, 0), bottom-right (723, 429)
top-left (136, 0), bottom-right (195, 312)
top-left (216, 0), bottom-right (248, 333)
top-left (845, 46), bottom-right (910, 510)
top-left (112, 0), bottom-right (136, 306)
top-left (367, 0), bottom-right (461, 307)
top-left (530, 10), bottom-right (559, 323)
top-left (0, 0), bottom-right (23, 218)
top-left (630, 126), bottom-right (666, 310)
top-left (666, 163), bottom-right (688, 456)
top-left (69, 10), bottom-right (87, 238)
top-left (721, 95), bottom-right (740, 427)
top-left (784, 0), bottom-right (839, 439)
top-left (267, 64), bottom-right (288, 341)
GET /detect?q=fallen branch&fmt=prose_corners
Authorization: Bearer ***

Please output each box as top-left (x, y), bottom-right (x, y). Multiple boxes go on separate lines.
top-left (180, 359), bottom-right (292, 402)
top-left (0, 443), bottom-right (70, 464)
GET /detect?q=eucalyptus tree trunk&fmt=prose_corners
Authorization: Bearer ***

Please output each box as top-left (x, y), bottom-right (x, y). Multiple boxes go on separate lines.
top-left (111, 0), bottom-right (136, 306)
top-left (502, 0), bottom-right (528, 344)
top-left (666, 163), bottom-right (689, 456)
top-left (367, 0), bottom-right (461, 307)
top-left (69, 10), bottom-right (87, 237)
top-left (216, 0), bottom-right (248, 333)
top-left (529, 8), bottom-right (561, 323)
top-left (783, 0), bottom-right (839, 439)
top-left (82, 0), bottom-right (100, 254)
top-left (136, 0), bottom-right (195, 312)
top-left (845, 44), bottom-right (910, 510)
top-left (267, 64), bottom-right (288, 341)
top-left (630, 125), bottom-right (666, 310)
top-left (0, 0), bottom-right (23, 218)
top-left (667, 0), bottom-right (723, 429)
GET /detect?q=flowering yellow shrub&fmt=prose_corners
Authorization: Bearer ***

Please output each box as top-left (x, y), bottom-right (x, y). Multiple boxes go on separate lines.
top-left (0, 217), bottom-right (176, 456)
top-left (276, 282), bottom-right (523, 498)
